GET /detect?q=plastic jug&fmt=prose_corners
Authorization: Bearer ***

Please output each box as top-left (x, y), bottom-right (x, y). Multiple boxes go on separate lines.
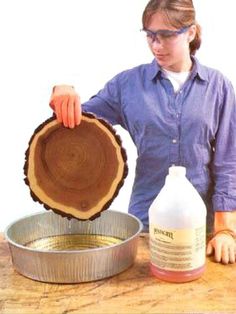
top-left (149, 166), bottom-right (207, 283)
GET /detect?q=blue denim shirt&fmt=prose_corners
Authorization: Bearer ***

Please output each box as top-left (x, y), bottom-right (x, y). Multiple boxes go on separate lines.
top-left (82, 57), bottom-right (236, 230)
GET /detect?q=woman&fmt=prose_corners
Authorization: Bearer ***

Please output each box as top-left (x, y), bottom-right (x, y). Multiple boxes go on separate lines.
top-left (49, 0), bottom-right (236, 264)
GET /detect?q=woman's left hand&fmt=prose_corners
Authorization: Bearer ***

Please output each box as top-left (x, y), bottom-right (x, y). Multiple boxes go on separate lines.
top-left (206, 232), bottom-right (236, 264)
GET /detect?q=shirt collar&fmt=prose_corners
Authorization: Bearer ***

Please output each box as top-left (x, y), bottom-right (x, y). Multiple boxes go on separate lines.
top-left (147, 56), bottom-right (209, 82)
top-left (147, 59), bottom-right (162, 80)
top-left (190, 56), bottom-right (209, 82)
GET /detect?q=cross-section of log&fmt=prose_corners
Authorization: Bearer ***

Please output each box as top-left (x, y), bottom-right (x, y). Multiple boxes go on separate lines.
top-left (24, 112), bottom-right (128, 220)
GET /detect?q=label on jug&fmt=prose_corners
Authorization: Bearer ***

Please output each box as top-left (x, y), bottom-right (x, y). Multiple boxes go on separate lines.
top-left (150, 224), bottom-right (206, 271)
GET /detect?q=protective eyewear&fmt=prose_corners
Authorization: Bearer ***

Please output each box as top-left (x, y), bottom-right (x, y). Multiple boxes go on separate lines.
top-left (141, 26), bottom-right (191, 44)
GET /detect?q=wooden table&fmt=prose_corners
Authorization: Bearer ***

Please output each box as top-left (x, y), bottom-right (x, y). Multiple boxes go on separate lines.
top-left (0, 233), bottom-right (235, 314)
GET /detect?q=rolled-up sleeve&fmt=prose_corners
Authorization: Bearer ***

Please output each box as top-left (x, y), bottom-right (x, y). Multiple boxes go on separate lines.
top-left (82, 73), bottom-right (126, 128)
top-left (212, 78), bottom-right (236, 211)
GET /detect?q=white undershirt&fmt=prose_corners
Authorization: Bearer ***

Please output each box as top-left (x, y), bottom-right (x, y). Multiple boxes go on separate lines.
top-left (162, 68), bottom-right (190, 93)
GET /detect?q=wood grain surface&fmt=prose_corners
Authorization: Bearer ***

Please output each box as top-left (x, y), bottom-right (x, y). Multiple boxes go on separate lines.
top-left (0, 233), bottom-right (235, 314)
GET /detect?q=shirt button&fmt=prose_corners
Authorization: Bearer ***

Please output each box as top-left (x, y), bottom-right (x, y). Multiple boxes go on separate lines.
top-left (172, 139), bottom-right (177, 144)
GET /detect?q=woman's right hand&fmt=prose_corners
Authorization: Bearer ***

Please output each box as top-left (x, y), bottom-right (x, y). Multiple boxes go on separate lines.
top-left (49, 85), bottom-right (82, 128)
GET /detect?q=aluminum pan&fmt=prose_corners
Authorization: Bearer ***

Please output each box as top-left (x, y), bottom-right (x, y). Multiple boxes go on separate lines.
top-left (5, 210), bottom-right (143, 283)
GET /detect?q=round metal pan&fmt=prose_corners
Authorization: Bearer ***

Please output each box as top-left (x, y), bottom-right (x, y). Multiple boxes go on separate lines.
top-left (5, 210), bottom-right (143, 283)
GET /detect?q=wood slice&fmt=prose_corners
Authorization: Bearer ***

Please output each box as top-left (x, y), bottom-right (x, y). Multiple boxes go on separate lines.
top-left (24, 113), bottom-right (128, 220)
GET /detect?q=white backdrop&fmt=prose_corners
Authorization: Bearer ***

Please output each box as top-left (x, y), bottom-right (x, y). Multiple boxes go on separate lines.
top-left (1, 0), bottom-right (236, 231)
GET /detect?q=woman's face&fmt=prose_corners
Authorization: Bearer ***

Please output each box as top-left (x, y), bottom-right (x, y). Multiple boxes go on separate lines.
top-left (146, 11), bottom-right (196, 72)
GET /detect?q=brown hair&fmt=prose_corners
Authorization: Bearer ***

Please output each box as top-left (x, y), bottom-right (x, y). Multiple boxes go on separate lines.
top-left (142, 0), bottom-right (201, 55)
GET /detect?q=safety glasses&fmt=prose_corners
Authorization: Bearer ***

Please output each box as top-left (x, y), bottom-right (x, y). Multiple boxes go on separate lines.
top-left (141, 26), bottom-right (191, 44)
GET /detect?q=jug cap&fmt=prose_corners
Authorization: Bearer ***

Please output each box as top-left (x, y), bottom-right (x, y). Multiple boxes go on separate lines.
top-left (169, 166), bottom-right (186, 177)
